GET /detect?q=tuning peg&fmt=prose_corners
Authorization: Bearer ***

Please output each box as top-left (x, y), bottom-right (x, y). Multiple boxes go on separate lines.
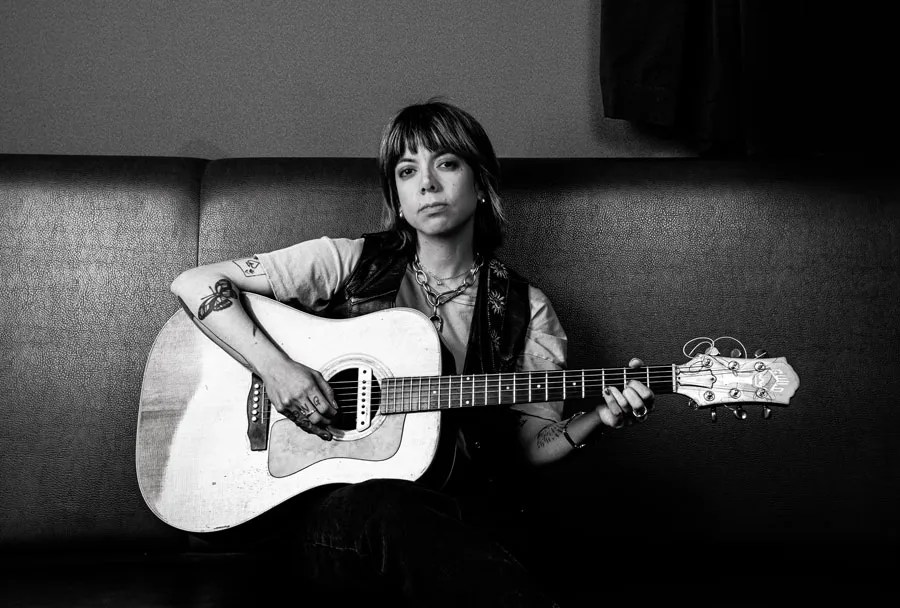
top-left (710, 407), bottom-right (717, 422)
top-left (688, 399), bottom-right (699, 410)
top-left (753, 348), bottom-right (768, 359)
top-left (730, 348), bottom-right (743, 357)
top-left (763, 405), bottom-right (772, 419)
top-left (733, 406), bottom-right (748, 420)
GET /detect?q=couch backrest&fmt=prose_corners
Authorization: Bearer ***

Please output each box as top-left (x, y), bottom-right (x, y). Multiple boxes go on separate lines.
top-left (0, 155), bottom-right (203, 552)
top-left (202, 157), bottom-right (900, 550)
top-left (2, 155), bottom-right (898, 556)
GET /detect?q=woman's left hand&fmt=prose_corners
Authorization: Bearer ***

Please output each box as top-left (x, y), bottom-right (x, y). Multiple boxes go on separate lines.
top-left (595, 357), bottom-right (655, 429)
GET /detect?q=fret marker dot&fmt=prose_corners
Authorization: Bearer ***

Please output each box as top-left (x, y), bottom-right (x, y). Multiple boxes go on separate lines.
top-left (465, 400), bottom-right (470, 405)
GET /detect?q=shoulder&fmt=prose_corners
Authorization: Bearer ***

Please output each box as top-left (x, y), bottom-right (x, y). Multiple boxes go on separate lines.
top-left (360, 230), bottom-right (409, 254)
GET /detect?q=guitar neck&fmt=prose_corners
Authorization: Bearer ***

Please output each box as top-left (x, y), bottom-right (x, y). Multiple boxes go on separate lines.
top-left (378, 365), bottom-right (675, 413)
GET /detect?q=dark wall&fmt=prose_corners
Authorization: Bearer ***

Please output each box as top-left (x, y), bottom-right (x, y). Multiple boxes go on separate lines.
top-left (0, 1), bottom-right (695, 159)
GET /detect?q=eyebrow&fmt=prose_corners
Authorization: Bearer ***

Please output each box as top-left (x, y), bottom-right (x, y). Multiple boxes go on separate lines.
top-left (396, 149), bottom-right (453, 165)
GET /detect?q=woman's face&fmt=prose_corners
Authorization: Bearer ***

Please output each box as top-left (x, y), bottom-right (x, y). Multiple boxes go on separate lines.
top-left (394, 146), bottom-right (480, 242)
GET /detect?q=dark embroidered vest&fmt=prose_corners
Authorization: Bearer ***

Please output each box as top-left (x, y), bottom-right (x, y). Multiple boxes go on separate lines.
top-left (324, 231), bottom-right (532, 493)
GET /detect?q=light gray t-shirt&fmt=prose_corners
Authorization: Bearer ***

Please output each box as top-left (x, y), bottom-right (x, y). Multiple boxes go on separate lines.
top-left (257, 236), bottom-right (567, 421)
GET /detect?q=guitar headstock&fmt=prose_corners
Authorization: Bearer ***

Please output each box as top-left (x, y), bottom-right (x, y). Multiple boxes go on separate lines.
top-left (675, 352), bottom-right (799, 421)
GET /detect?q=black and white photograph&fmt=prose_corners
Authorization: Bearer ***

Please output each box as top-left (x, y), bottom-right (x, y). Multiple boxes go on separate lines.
top-left (1, 2), bottom-right (898, 606)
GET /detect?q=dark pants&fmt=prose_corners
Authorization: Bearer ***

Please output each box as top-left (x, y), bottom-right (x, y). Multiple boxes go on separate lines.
top-left (275, 478), bottom-right (559, 607)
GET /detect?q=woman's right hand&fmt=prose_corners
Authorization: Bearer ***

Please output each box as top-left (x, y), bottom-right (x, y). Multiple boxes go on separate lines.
top-left (261, 357), bottom-right (339, 441)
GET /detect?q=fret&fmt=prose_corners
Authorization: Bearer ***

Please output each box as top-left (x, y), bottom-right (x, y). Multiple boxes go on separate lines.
top-left (418, 376), bottom-right (424, 412)
top-left (602, 368), bottom-right (606, 391)
top-left (545, 372), bottom-right (548, 402)
top-left (500, 374), bottom-right (514, 405)
top-left (443, 376), bottom-right (452, 409)
top-left (581, 369), bottom-right (585, 399)
top-left (546, 370), bottom-right (565, 402)
top-left (623, 367), bottom-right (628, 390)
top-left (528, 371), bottom-right (533, 403)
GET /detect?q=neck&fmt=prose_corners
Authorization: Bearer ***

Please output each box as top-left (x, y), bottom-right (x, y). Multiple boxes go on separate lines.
top-left (415, 234), bottom-right (476, 279)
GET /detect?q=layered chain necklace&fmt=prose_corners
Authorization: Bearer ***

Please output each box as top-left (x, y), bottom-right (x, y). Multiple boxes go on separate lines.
top-left (412, 253), bottom-right (483, 332)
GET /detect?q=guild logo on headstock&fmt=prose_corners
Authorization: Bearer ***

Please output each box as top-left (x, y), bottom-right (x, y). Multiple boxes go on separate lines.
top-left (753, 365), bottom-right (791, 394)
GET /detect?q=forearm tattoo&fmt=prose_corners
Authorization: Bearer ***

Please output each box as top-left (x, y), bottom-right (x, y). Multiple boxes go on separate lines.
top-left (232, 256), bottom-right (267, 278)
top-left (536, 421), bottom-right (565, 449)
top-left (197, 279), bottom-right (238, 320)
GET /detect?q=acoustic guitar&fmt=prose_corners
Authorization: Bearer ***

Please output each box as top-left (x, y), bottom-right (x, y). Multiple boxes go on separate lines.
top-left (136, 293), bottom-right (799, 532)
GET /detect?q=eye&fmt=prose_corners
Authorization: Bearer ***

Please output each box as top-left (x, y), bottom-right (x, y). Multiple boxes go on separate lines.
top-left (438, 158), bottom-right (459, 170)
top-left (396, 166), bottom-right (415, 178)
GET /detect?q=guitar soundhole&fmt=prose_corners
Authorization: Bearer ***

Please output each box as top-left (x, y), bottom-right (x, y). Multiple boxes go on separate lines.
top-left (328, 368), bottom-right (382, 431)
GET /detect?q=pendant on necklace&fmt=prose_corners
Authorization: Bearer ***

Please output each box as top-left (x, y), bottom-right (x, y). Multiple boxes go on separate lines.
top-left (435, 279), bottom-right (444, 286)
top-left (430, 313), bottom-right (444, 333)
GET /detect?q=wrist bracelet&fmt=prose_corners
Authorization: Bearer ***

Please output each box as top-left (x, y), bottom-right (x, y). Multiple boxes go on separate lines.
top-left (563, 411), bottom-right (588, 449)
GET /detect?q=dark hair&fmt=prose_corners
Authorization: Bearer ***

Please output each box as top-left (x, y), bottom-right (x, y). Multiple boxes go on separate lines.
top-left (378, 100), bottom-right (505, 254)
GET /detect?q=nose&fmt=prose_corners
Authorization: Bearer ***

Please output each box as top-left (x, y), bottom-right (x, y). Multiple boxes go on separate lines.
top-left (419, 168), bottom-right (437, 193)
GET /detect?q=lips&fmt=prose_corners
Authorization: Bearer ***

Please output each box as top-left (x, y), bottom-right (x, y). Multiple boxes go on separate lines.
top-left (419, 202), bottom-right (448, 212)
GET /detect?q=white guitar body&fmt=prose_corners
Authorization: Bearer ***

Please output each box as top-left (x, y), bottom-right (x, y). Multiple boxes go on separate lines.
top-left (136, 294), bottom-right (443, 533)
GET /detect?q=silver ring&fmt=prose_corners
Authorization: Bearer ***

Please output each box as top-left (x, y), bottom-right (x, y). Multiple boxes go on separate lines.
top-left (633, 407), bottom-right (648, 420)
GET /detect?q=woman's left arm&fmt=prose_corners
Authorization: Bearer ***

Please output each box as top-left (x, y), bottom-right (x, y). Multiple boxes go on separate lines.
top-left (512, 286), bottom-right (653, 465)
top-left (514, 359), bottom-right (655, 466)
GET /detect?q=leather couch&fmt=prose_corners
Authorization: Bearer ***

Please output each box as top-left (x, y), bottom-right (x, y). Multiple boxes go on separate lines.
top-left (2, 154), bottom-right (898, 606)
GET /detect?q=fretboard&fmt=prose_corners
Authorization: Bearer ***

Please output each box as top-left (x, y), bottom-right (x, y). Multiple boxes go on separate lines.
top-left (378, 365), bottom-right (675, 414)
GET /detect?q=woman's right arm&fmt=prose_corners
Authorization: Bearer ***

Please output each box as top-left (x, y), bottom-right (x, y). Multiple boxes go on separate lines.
top-left (170, 257), bottom-right (337, 440)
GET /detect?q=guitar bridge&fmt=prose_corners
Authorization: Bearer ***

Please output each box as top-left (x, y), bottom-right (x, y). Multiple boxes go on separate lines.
top-left (247, 373), bottom-right (269, 451)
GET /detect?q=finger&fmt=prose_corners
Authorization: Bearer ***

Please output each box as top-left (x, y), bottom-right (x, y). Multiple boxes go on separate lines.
top-left (623, 385), bottom-right (650, 420)
top-left (627, 380), bottom-right (655, 407)
top-left (289, 398), bottom-right (329, 427)
top-left (594, 404), bottom-right (623, 429)
top-left (606, 386), bottom-right (631, 414)
top-left (296, 416), bottom-right (333, 441)
top-left (602, 387), bottom-right (627, 427)
top-left (313, 373), bottom-right (339, 416)
top-left (628, 357), bottom-right (645, 369)
top-left (308, 393), bottom-right (335, 422)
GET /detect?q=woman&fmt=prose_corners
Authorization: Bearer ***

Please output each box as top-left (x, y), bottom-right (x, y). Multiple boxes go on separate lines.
top-left (171, 100), bottom-right (653, 607)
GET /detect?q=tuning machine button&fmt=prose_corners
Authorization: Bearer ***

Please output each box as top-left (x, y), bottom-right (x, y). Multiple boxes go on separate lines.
top-left (732, 406), bottom-right (748, 420)
top-left (753, 348), bottom-right (769, 359)
top-left (710, 407), bottom-right (717, 422)
top-left (763, 405), bottom-right (772, 419)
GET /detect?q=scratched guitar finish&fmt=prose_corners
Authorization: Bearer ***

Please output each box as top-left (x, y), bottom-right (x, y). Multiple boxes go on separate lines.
top-left (136, 293), bottom-right (799, 532)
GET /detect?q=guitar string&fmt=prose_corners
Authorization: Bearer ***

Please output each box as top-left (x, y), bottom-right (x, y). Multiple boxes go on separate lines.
top-left (316, 375), bottom-right (760, 413)
top-left (261, 367), bottom-right (768, 413)
top-left (317, 365), bottom-right (748, 388)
